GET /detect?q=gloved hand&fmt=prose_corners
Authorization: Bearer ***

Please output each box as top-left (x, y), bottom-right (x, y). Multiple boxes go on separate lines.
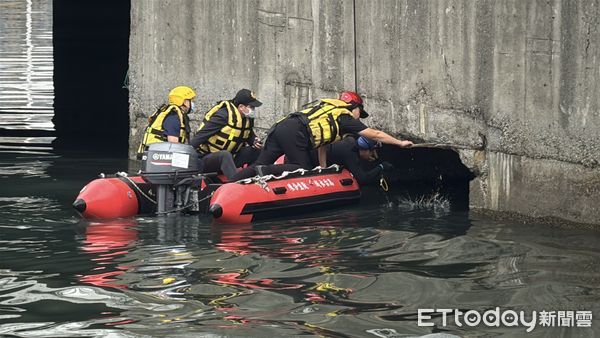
top-left (378, 161), bottom-right (394, 171)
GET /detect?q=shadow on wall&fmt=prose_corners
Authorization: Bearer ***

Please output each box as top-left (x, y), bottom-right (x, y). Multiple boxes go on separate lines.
top-left (364, 146), bottom-right (475, 211)
top-left (52, 0), bottom-right (131, 157)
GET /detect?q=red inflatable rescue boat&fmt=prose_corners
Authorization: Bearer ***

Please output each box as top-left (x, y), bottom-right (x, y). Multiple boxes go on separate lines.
top-left (72, 143), bottom-right (361, 222)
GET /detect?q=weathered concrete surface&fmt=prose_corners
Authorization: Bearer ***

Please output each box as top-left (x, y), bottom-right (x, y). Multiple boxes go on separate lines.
top-left (129, 0), bottom-right (600, 224)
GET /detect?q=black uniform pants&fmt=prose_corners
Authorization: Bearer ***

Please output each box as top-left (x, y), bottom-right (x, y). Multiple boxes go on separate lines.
top-left (257, 117), bottom-right (313, 167)
top-left (233, 145), bottom-right (260, 167)
top-left (200, 151), bottom-right (237, 180)
top-left (230, 118), bottom-right (312, 181)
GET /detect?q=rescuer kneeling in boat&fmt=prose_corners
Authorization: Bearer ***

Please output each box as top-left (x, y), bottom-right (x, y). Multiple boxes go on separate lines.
top-left (190, 89), bottom-right (263, 180)
top-left (231, 91), bottom-right (412, 181)
top-left (136, 86), bottom-right (197, 159)
top-left (318, 136), bottom-right (393, 185)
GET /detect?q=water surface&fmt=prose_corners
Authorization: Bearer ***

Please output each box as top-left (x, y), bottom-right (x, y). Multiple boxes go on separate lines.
top-left (0, 152), bottom-right (598, 337)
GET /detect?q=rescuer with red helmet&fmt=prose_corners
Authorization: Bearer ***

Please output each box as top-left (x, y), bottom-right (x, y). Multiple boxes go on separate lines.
top-left (231, 91), bottom-right (412, 180)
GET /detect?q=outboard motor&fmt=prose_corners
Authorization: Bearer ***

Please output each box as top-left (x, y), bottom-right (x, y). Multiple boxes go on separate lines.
top-left (140, 142), bottom-right (200, 214)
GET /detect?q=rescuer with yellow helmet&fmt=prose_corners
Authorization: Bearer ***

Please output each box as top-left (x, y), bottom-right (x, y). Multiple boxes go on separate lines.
top-left (137, 86), bottom-right (197, 158)
top-left (190, 89), bottom-right (262, 180)
top-left (231, 91), bottom-right (413, 181)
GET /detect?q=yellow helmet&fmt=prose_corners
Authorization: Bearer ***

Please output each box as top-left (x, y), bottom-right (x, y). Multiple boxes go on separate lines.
top-left (168, 86), bottom-right (196, 106)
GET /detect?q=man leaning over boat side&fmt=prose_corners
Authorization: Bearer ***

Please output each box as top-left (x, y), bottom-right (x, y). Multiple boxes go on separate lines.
top-left (231, 91), bottom-right (413, 181)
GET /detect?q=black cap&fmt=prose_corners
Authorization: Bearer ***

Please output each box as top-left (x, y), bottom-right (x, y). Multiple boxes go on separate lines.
top-left (233, 89), bottom-right (262, 107)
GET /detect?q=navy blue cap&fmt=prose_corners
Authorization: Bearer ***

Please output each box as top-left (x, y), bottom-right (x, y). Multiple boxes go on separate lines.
top-left (357, 136), bottom-right (380, 150)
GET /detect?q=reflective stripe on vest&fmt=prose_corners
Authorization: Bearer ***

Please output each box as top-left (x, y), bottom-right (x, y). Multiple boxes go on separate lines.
top-left (293, 98), bottom-right (354, 148)
top-left (197, 101), bottom-right (253, 155)
top-left (136, 105), bottom-right (187, 156)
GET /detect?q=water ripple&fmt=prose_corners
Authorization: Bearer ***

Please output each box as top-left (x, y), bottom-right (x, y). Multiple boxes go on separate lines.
top-left (0, 154), bottom-right (597, 337)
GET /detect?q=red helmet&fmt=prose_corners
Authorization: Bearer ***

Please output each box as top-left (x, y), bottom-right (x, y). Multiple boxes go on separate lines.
top-left (339, 91), bottom-right (368, 118)
top-left (339, 91), bottom-right (363, 105)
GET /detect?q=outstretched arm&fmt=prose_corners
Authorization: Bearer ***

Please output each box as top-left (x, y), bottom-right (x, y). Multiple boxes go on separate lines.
top-left (358, 128), bottom-right (413, 147)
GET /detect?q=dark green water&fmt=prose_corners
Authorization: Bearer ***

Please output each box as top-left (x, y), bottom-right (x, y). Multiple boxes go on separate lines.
top-left (0, 152), bottom-right (598, 337)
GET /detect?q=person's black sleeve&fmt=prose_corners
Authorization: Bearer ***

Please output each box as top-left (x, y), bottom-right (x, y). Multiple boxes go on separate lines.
top-left (246, 129), bottom-right (256, 146)
top-left (357, 166), bottom-right (384, 185)
top-left (190, 108), bottom-right (228, 148)
top-left (337, 114), bottom-right (368, 135)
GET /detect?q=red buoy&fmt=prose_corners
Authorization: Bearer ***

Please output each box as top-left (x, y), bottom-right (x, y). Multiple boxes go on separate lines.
top-left (73, 176), bottom-right (153, 219)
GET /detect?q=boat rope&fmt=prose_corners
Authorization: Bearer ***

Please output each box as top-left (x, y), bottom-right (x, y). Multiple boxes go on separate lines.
top-left (197, 191), bottom-right (214, 203)
top-left (235, 164), bottom-right (342, 191)
top-left (116, 172), bottom-right (158, 205)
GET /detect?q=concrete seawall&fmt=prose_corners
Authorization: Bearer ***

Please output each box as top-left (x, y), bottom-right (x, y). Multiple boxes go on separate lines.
top-left (128, 0), bottom-right (600, 225)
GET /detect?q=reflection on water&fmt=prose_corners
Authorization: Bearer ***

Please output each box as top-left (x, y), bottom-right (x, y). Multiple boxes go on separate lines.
top-left (77, 220), bottom-right (139, 289)
top-left (0, 136), bottom-right (54, 155)
top-left (0, 0), bottom-right (54, 153)
top-left (0, 152), bottom-right (598, 337)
